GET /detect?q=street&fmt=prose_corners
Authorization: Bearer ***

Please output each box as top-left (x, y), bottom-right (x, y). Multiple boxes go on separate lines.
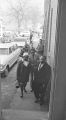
top-left (1, 63), bottom-right (17, 109)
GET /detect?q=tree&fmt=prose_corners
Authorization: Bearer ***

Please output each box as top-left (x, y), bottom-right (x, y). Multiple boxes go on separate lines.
top-left (25, 6), bottom-right (42, 29)
top-left (6, 0), bottom-right (27, 34)
top-left (0, 0), bottom-right (44, 33)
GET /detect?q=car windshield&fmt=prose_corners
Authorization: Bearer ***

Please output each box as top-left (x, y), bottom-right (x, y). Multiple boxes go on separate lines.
top-left (0, 48), bottom-right (9, 55)
top-left (14, 38), bottom-right (26, 42)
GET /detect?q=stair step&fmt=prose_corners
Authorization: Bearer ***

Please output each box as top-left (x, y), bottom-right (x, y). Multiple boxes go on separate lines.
top-left (3, 109), bottom-right (48, 120)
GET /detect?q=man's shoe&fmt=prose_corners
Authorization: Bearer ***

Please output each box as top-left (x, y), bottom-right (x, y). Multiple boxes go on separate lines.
top-left (24, 89), bottom-right (27, 93)
top-left (16, 85), bottom-right (19, 88)
top-left (31, 89), bottom-right (33, 92)
top-left (20, 95), bottom-right (23, 98)
top-left (20, 92), bottom-right (23, 98)
top-left (40, 102), bottom-right (44, 105)
top-left (35, 99), bottom-right (39, 103)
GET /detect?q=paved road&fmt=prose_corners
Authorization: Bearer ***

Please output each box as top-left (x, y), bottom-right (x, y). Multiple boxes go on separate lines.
top-left (1, 63), bottom-right (17, 109)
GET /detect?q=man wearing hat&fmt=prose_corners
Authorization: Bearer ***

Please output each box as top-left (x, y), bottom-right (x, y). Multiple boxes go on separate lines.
top-left (17, 52), bottom-right (31, 97)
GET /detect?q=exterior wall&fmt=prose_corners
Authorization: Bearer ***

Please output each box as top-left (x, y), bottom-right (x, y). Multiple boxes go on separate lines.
top-left (0, 76), bottom-right (2, 120)
top-left (44, 0), bottom-right (66, 120)
top-left (43, 0), bottom-right (59, 119)
top-left (45, 1), bottom-right (59, 119)
top-left (46, 0), bottom-right (58, 67)
top-left (43, 0), bottom-right (58, 66)
top-left (50, 0), bottom-right (66, 119)
top-left (43, 0), bottom-right (51, 57)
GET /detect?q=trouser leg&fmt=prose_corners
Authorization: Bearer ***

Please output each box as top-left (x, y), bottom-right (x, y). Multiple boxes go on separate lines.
top-left (40, 92), bottom-right (44, 103)
top-left (20, 83), bottom-right (24, 97)
top-left (34, 89), bottom-right (39, 99)
top-left (40, 85), bottom-right (46, 104)
top-left (30, 71), bottom-right (34, 90)
top-left (21, 86), bottom-right (23, 97)
top-left (16, 80), bottom-right (20, 88)
top-left (33, 82), bottom-right (40, 100)
top-left (23, 82), bottom-right (27, 93)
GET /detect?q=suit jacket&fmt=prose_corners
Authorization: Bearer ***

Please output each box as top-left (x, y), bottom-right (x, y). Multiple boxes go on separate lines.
top-left (37, 62), bottom-right (51, 87)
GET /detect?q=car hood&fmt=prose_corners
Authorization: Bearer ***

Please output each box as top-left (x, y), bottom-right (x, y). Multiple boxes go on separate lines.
top-left (0, 55), bottom-right (8, 65)
top-left (13, 42), bottom-right (25, 46)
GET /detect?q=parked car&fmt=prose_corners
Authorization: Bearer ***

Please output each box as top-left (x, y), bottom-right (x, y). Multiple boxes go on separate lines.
top-left (13, 37), bottom-right (27, 48)
top-left (19, 32), bottom-right (30, 38)
top-left (0, 43), bottom-right (21, 76)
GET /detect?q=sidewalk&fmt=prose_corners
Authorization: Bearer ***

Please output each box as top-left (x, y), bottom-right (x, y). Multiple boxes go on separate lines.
top-left (3, 109), bottom-right (48, 120)
top-left (3, 80), bottom-right (48, 120)
top-left (10, 81), bottom-right (48, 112)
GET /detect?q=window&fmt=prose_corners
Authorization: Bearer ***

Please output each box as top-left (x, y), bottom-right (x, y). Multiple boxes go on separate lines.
top-left (14, 38), bottom-right (26, 42)
top-left (0, 48), bottom-right (9, 55)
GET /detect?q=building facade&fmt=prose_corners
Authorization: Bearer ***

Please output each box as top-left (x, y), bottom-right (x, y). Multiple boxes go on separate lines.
top-left (43, 0), bottom-right (58, 67)
top-left (44, 0), bottom-right (66, 120)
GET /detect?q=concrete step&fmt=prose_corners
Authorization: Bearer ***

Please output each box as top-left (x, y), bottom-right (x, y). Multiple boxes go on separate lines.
top-left (3, 109), bottom-right (48, 120)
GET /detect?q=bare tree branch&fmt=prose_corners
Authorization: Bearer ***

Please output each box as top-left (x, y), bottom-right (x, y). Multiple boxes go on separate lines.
top-left (6, 0), bottom-right (27, 34)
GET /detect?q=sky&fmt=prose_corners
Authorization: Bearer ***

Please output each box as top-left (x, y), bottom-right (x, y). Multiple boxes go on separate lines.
top-left (0, 0), bottom-right (44, 31)
top-left (0, 0), bottom-right (44, 14)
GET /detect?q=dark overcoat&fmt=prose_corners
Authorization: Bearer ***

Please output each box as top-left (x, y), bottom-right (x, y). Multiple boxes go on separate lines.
top-left (33, 62), bottom-right (51, 92)
top-left (17, 61), bottom-right (31, 84)
top-left (38, 62), bottom-right (51, 86)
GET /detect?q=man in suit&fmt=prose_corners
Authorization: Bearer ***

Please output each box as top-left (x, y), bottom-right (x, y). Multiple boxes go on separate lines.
top-left (33, 56), bottom-right (51, 105)
top-left (29, 48), bottom-right (39, 92)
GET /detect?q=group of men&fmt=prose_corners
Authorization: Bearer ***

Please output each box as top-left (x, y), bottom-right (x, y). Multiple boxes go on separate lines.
top-left (16, 47), bottom-right (51, 106)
